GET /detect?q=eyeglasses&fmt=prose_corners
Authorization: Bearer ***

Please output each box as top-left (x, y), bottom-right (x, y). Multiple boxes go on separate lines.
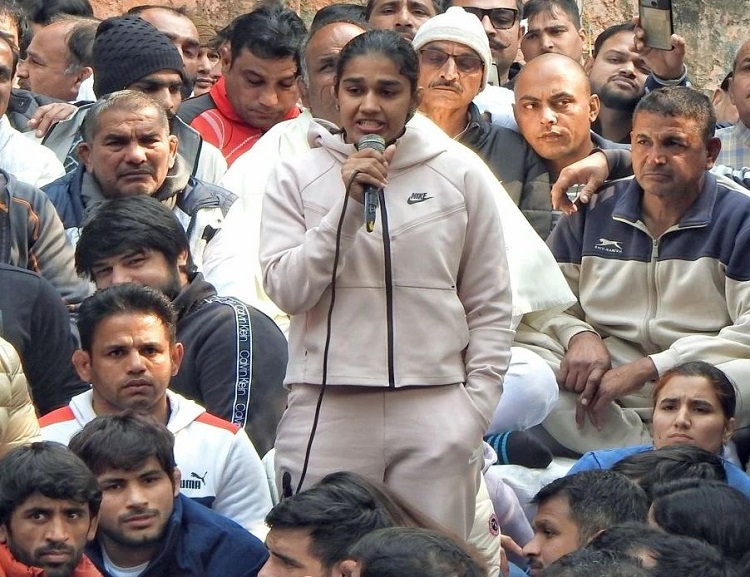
top-left (462, 7), bottom-right (518, 30)
top-left (419, 48), bottom-right (484, 74)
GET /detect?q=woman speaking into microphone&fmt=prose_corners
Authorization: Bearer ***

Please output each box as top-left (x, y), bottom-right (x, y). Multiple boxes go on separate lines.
top-left (260, 29), bottom-right (513, 538)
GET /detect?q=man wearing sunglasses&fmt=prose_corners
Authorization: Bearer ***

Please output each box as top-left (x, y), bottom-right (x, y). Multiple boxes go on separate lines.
top-left (413, 6), bottom-right (552, 238)
top-left (451, 0), bottom-right (522, 87)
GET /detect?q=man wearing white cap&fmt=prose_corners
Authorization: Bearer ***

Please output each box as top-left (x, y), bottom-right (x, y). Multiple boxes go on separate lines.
top-left (412, 9), bottom-right (568, 481)
top-left (413, 6), bottom-right (552, 238)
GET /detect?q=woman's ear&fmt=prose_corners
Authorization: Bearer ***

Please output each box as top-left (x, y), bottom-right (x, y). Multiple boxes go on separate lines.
top-left (336, 559), bottom-right (360, 577)
top-left (723, 417), bottom-right (736, 444)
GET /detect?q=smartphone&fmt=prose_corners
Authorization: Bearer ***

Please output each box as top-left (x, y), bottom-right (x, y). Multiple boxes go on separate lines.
top-left (639, 0), bottom-right (674, 51)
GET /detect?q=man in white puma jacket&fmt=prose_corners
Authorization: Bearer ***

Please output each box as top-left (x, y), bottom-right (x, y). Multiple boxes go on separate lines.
top-left (39, 283), bottom-right (272, 538)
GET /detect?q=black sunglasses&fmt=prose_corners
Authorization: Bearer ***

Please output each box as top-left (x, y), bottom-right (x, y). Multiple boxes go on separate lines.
top-left (462, 7), bottom-right (518, 30)
top-left (419, 47), bottom-right (484, 74)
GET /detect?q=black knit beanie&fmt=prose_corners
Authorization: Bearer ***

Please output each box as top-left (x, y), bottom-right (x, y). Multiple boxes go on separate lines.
top-left (93, 16), bottom-right (187, 98)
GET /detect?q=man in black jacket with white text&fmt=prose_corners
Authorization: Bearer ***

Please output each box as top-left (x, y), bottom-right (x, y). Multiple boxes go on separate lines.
top-left (73, 195), bottom-right (288, 455)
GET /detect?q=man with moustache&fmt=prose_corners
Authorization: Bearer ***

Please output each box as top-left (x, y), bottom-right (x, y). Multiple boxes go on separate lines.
top-left (412, 7), bottom-right (550, 236)
top-left (0, 442), bottom-right (102, 577)
top-left (38, 15), bottom-right (227, 184)
top-left (43, 90), bottom-right (234, 269)
top-left (513, 53), bottom-right (623, 187)
top-left (587, 22), bottom-right (689, 144)
top-left (39, 284), bottom-right (273, 536)
top-left (452, 0), bottom-right (521, 87)
top-left (203, 10), bottom-right (369, 328)
top-left (69, 412), bottom-right (268, 577)
top-left (450, 0), bottom-right (522, 130)
top-left (516, 86), bottom-right (750, 457)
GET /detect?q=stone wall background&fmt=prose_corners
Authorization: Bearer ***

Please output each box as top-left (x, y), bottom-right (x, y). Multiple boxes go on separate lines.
top-left (89, 0), bottom-right (748, 90)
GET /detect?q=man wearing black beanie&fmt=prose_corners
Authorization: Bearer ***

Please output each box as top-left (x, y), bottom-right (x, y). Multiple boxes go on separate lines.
top-left (39, 15), bottom-right (228, 185)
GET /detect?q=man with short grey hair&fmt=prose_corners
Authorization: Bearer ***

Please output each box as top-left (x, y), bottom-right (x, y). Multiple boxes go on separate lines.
top-left (43, 90), bottom-right (235, 269)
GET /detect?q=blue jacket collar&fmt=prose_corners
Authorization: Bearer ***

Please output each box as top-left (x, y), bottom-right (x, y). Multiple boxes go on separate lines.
top-left (612, 171), bottom-right (718, 229)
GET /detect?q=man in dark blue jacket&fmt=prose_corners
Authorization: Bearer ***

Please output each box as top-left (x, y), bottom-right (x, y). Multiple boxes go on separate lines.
top-left (42, 90), bottom-right (234, 272)
top-left (69, 411), bottom-right (268, 577)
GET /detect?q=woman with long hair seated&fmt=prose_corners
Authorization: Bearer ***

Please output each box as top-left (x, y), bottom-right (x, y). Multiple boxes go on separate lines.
top-left (567, 361), bottom-right (750, 496)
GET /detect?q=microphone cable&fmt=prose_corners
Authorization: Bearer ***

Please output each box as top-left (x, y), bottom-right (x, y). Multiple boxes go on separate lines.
top-left (294, 169), bottom-right (361, 496)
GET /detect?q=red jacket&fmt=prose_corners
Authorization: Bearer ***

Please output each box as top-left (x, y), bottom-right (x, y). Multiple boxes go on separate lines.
top-left (0, 544), bottom-right (103, 577)
top-left (179, 77), bottom-right (300, 167)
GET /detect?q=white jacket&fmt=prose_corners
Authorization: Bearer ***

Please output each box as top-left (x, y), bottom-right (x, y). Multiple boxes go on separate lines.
top-left (40, 390), bottom-right (272, 537)
top-left (261, 118), bottom-right (519, 423)
top-left (0, 116), bottom-right (64, 187)
top-left (210, 111), bottom-right (573, 334)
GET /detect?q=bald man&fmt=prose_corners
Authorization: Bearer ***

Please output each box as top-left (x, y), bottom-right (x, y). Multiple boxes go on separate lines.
top-left (513, 53), bottom-right (630, 183)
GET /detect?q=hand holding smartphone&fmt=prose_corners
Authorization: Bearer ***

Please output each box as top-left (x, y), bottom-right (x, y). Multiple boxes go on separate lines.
top-left (638, 0), bottom-right (674, 51)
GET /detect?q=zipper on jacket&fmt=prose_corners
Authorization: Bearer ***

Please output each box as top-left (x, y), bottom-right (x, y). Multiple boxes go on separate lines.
top-left (642, 238), bottom-right (659, 352)
top-left (379, 189), bottom-right (396, 387)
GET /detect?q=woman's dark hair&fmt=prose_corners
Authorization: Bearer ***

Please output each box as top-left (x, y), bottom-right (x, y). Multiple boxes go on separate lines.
top-left (652, 361), bottom-right (737, 419)
top-left (314, 471), bottom-right (447, 530)
top-left (650, 481), bottom-right (750, 563)
top-left (348, 527), bottom-right (485, 577)
top-left (0, 442), bottom-right (102, 524)
top-left (611, 444), bottom-right (726, 501)
top-left (69, 412), bottom-right (177, 479)
top-left (335, 29), bottom-right (420, 95)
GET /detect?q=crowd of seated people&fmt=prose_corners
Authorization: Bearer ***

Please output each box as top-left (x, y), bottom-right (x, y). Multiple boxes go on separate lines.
top-left (0, 0), bottom-right (748, 576)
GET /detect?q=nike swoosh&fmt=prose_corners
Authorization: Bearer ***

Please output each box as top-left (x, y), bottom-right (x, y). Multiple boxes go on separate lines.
top-left (406, 196), bottom-right (434, 205)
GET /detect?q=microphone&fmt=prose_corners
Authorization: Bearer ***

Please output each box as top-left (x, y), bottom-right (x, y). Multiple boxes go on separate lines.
top-left (356, 134), bottom-right (386, 233)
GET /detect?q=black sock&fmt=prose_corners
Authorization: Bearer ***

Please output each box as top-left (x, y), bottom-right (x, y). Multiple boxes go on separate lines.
top-left (484, 430), bottom-right (553, 469)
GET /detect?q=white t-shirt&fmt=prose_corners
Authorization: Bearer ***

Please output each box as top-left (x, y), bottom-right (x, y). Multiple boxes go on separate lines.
top-left (102, 546), bottom-right (150, 577)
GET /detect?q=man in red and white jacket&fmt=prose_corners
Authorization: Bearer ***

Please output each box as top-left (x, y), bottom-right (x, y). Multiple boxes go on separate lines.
top-left (177, 3), bottom-right (305, 167)
top-left (40, 284), bottom-right (272, 539)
